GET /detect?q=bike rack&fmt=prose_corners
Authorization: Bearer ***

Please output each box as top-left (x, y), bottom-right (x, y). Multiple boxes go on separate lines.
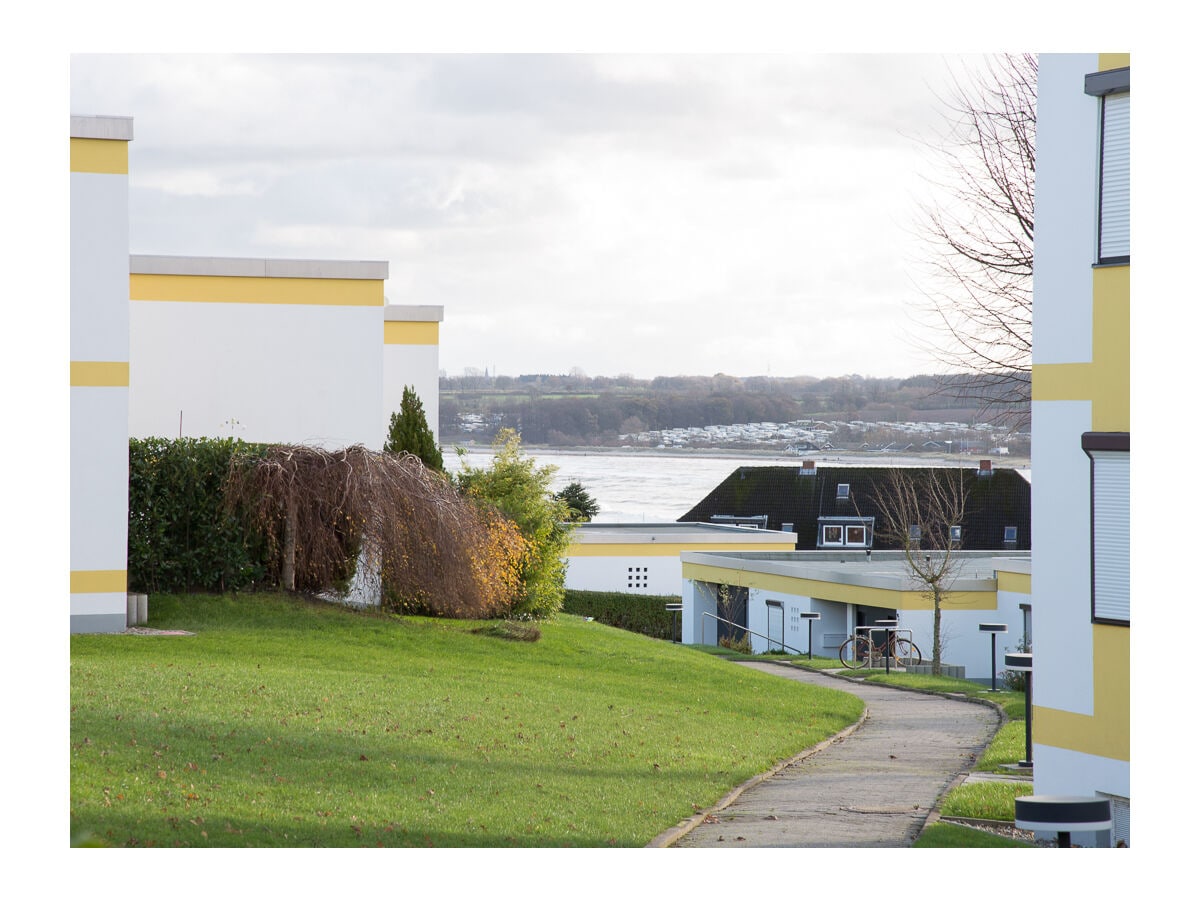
top-left (700, 612), bottom-right (807, 656)
top-left (851, 624), bottom-right (917, 673)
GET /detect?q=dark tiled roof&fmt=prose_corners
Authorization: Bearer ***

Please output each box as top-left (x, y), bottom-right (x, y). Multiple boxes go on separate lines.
top-left (677, 466), bottom-right (1031, 551)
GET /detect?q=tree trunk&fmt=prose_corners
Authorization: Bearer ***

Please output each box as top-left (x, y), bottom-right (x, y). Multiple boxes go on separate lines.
top-left (282, 497), bottom-right (297, 592)
top-left (932, 588), bottom-right (943, 676)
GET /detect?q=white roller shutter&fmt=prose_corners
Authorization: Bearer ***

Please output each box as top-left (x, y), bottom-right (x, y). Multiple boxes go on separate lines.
top-left (1092, 450), bottom-right (1129, 621)
top-left (1099, 92), bottom-right (1130, 261)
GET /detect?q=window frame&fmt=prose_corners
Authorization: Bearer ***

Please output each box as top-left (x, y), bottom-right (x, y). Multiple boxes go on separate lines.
top-left (1082, 432), bottom-right (1130, 626)
top-left (1085, 67), bottom-right (1130, 266)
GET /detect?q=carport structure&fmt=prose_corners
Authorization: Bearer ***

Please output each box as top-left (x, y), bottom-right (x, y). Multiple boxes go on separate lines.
top-left (680, 550), bottom-right (1030, 681)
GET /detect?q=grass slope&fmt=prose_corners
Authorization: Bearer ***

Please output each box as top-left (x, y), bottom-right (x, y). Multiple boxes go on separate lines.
top-left (71, 593), bottom-right (862, 847)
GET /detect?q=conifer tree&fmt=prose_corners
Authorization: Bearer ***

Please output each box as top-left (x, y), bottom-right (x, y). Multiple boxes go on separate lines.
top-left (385, 385), bottom-right (443, 472)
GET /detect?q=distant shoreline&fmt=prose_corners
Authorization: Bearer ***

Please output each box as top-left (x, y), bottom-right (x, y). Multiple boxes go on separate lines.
top-left (448, 443), bottom-right (1031, 470)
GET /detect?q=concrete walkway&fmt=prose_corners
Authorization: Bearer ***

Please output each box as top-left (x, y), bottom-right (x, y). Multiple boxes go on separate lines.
top-left (657, 661), bottom-right (1001, 848)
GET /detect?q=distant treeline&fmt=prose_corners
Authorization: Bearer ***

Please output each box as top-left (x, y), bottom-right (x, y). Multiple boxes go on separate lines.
top-left (441, 372), bottom-right (1027, 447)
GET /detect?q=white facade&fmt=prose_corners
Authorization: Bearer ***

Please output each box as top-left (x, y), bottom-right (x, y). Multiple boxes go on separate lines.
top-left (564, 523), bottom-right (797, 595)
top-left (1029, 53), bottom-right (1130, 845)
top-left (680, 551), bottom-right (1031, 681)
top-left (383, 305), bottom-right (443, 442)
top-left (70, 115), bottom-right (134, 633)
top-left (129, 256), bottom-right (442, 452)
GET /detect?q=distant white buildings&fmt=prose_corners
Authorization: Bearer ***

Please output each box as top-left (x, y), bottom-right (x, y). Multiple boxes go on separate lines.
top-left (618, 418), bottom-right (1025, 453)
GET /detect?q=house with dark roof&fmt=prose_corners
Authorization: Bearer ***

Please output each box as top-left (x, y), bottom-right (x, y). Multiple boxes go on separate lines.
top-left (677, 460), bottom-right (1030, 553)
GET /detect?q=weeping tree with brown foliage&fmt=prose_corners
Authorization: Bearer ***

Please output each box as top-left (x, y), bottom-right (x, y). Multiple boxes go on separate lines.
top-left (225, 444), bottom-right (528, 618)
top-left (870, 468), bottom-right (970, 676)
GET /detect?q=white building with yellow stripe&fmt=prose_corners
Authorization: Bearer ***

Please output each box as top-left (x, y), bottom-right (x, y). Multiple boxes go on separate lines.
top-left (127, 257), bottom-right (442, 448)
top-left (71, 115), bottom-right (135, 633)
top-left (565, 523), bottom-right (798, 596)
top-left (1029, 54), bottom-right (1130, 844)
top-left (71, 115), bottom-right (443, 630)
top-left (680, 551), bottom-right (1031, 677)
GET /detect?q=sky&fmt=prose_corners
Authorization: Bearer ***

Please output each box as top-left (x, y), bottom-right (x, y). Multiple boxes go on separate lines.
top-left (70, 51), bottom-right (988, 381)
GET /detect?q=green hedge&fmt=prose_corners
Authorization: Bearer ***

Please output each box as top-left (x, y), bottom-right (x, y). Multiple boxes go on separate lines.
top-left (562, 589), bottom-right (682, 641)
top-left (128, 438), bottom-right (270, 593)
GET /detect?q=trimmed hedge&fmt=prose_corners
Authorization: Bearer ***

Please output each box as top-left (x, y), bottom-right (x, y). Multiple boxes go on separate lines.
top-left (128, 438), bottom-right (271, 593)
top-left (562, 589), bottom-right (682, 641)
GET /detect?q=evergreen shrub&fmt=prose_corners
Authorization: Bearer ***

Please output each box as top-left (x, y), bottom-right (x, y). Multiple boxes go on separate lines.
top-left (128, 437), bottom-right (270, 593)
top-left (562, 589), bottom-right (682, 641)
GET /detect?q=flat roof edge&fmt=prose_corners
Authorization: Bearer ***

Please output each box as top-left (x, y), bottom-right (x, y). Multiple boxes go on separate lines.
top-left (130, 255), bottom-right (388, 280)
top-left (384, 305), bottom-right (444, 322)
top-left (71, 115), bottom-right (134, 141)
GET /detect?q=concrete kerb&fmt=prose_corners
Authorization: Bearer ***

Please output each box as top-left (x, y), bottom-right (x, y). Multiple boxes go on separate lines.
top-left (647, 657), bottom-right (1009, 848)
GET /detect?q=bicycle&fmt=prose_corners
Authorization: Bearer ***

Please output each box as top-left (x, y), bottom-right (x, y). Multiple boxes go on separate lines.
top-left (838, 629), bottom-right (923, 669)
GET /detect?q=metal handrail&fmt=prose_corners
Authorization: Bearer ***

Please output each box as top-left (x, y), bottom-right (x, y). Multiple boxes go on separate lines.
top-left (700, 611), bottom-right (806, 656)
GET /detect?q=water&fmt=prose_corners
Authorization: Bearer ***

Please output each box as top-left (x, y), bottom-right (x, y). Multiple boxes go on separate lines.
top-left (444, 448), bottom-right (1022, 524)
top-left (446, 449), bottom-right (760, 522)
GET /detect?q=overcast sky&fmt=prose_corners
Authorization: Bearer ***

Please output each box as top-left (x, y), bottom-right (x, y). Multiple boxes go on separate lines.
top-left (71, 52), bottom-right (991, 380)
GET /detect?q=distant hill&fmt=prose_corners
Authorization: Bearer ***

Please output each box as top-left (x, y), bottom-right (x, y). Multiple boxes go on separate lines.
top-left (439, 372), bottom-right (1029, 450)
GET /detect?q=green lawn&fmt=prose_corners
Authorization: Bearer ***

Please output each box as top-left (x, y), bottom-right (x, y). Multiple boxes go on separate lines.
top-left (913, 822), bottom-right (1033, 848)
top-left (70, 592), bottom-right (862, 848)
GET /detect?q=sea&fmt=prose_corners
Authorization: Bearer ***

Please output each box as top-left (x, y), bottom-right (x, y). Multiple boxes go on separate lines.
top-left (444, 448), bottom-right (1031, 524)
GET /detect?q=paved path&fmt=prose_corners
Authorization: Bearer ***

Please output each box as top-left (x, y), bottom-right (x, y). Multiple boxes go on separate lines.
top-left (662, 662), bottom-right (1000, 848)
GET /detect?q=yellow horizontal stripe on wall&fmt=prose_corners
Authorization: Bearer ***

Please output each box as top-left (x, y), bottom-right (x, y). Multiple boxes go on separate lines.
top-left (384, 321), bottom-right (440, 345)
top-left (70, 138), bottom-right (129, 174)
top-left (567, 541), bottom-right (796, 558)
top-left (1033, 625), bottom-right (1129, 760)
top-left (71, 361), bottom-right (130, 387)
top-left (131, 274), bottom-right (384, 307)
top-left (71, 569), bottom-right (127, 594)
top-left (680, 561), bottom-right (974, 610)
top-left (1099, 53), bottom-right (1130, 70)
top-left (997, 571), bottom-right (1031, 595)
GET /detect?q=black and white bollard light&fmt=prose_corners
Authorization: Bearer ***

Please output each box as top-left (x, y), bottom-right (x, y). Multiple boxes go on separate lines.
top-left (979, 623), bottom-right (1008, 692)
top-left (1005, 652), bottom-right (1033, 768)
top-left (800, 611), bottom-right (820, 660)
top-left (1015, 795), bottom-right (1112, 848)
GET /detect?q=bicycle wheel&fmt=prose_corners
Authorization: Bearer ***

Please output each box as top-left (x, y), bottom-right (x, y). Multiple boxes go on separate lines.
top-left (893, 639), bottom-right (923, 667)
top-left (839, 637), bottom-right (869, 669)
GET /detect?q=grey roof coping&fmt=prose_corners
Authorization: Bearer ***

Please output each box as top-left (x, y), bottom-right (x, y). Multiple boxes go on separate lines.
top-left (679, 549), bottom-right (1031, 593)
top-left (71, 115), bottom-right (134, 141)
top-left (384, 305), bottom-right (444, 322)
top-left (571, 522), bottom-right (795, 543)
top-left (130, 255), bottom-right (388, 280)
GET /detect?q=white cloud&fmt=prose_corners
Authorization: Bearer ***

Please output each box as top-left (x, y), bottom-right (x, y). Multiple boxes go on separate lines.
top-left (71, 52), bottom-right (991, 378)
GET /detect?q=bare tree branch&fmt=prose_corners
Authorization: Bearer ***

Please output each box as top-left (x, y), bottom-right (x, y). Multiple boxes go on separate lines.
top-left (912, 54), bottom-right (1036, 428)
top-left (870, 468), bottom-right (971, 675)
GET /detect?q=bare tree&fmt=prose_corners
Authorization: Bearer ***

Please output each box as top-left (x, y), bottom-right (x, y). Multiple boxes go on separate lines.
top-left (914, 53), bottom-right (1036, 428)
top-left (871, 468), bottom-right (970, 675)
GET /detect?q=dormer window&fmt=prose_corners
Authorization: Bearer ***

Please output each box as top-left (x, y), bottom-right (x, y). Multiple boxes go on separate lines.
top-left (817, 516), bottom-right (873, 548)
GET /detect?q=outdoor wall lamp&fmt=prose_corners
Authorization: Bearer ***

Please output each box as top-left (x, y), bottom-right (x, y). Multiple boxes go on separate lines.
top-left (799, 611), bottom-right (820, 660)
